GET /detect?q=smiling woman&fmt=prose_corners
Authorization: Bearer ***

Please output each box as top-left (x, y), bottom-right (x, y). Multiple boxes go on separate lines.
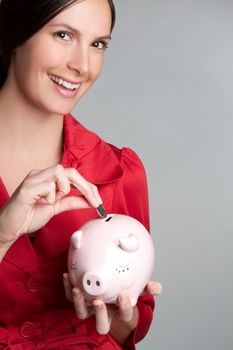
top-left (0, 0), bottom-right (113, 116)
top-left (0, 0), bottom-right (160, 349)
top-left (0, 0), bottom-right (115, 88)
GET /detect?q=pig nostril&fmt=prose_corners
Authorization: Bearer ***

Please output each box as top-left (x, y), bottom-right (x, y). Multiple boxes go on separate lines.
top-left (87, 279), bottom-right (91, 286)
top-left (96, 281), bottom-right (101, 287)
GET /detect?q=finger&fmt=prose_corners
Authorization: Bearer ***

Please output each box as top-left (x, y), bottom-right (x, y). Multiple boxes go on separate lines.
top-left (53, 196), bottom-right (91, 215)
top-left (25, 165), bottom-right (70, 200)
top-left (26, 164), bottom-right (65, 183)
top-left (117, 292), bottom-right (133, 322)
top-left (24, 165), bottom-right (103, 208)
top-left (93, 300), bottom-right (110, 335)
top-left (55, 175), bottom-right (71, 201)
top-left (146, 281), bottom-right (163, 296)
top-left (25, 169), bottom-right (42, 177)
top-left (17, 181), bottom-right (56, 205)
top-left (63, 273), bottom-right (73, 302)
top-left (72, 288), bottom-right (90, 319)
top-left (64, 168), bottom-right (102, 208)
top-left (35, 182), bottom-right (56, 204)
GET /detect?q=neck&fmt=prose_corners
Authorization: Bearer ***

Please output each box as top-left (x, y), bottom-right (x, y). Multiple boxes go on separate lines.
top-left (0, 79), bottom-right (64, 166)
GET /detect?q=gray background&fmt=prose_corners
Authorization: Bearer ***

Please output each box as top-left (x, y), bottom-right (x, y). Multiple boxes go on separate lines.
top-left (73, 1), bottom-right (233, 349)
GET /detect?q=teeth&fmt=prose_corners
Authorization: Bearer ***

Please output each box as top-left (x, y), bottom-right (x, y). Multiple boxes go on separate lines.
top-left (49, 74), bottom-right (80, 90)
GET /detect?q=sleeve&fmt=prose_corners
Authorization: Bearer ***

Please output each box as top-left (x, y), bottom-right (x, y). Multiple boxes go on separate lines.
top-left (111, 147), bottom-right (155, 350)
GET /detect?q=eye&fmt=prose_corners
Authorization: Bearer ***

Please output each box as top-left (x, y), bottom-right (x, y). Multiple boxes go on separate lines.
top-left (55, 31), bottom-right (72, 41)
top-left (92, 41), bottom-right (109, 50)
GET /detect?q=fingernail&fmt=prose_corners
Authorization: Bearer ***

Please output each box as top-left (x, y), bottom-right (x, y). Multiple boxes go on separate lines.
top-left (151, 283), bottom-right (163, 295)
top-left (73, 288), bottom-right (81, 299)
top-left (93, 300), bottom-right (104, 310)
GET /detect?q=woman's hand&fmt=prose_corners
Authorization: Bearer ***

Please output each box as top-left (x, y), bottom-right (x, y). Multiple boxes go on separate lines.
top-left (0, 165), bottom-right (102, 258)
top-left (63, 273), bottom-right (162, 344)
top-left (145, 280), bottom-right (163, 296)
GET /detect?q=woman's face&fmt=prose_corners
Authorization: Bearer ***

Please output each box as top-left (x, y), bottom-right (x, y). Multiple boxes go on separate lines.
top-left (8, 0), bottom-right (112, 116)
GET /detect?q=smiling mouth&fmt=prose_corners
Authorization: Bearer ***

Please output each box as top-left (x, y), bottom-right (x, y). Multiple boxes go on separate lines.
top-left (105, 291), bottom-right (122, 301)
top-left (85, 291), bottom-right (122, 302)
top-left (48, 73), bottom-right (81, 91)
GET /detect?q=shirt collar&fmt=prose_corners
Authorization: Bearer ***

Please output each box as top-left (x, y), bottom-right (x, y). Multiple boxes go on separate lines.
top-left (61, 114), bottom-right (123, 184)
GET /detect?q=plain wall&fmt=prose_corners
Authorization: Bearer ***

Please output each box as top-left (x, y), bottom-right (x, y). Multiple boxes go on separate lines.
top-left (73, 1), bottom-right (233, 349)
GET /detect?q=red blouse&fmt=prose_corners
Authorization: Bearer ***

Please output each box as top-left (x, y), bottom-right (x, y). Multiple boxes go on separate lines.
top-left (0, 114), bottom-right (155, 349)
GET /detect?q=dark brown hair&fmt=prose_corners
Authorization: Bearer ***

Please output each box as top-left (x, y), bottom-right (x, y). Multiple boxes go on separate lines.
top-left (0, 0), bottom-right (116, 88)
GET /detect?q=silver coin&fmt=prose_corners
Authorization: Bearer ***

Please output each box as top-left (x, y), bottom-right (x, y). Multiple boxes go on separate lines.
top-left (96, 204), bottom-right (107, 219)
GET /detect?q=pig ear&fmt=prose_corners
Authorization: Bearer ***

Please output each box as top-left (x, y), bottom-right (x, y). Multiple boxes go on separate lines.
top-left (119, 234), bottom-right (140, 252)
top-left (70, 230), bottom-right (83, 249)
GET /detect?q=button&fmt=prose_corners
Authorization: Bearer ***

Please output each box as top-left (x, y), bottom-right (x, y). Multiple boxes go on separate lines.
top-left (19, 322), bottom-right (35, 339)
top-left (26, 277), bottom-right (39, 292)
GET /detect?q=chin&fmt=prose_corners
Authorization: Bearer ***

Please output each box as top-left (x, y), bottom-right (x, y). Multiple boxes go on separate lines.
top-left (38, 102), bottom-right (77, 117)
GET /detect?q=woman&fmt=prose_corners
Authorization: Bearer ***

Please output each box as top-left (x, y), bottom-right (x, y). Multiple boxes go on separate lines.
top-left (0, 0), bottom-right (162, 349)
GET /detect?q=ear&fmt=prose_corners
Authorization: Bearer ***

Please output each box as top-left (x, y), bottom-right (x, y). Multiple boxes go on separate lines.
top-left (119, 234), bottom-right (140, 252)
top-left (70, 230), bottom-right (83, 249)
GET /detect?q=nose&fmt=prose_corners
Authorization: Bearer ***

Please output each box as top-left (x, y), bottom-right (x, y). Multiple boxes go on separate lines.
top-left (82, 272), bottom-right (104, 297)
top-left (68, 45), bottom-right (90, 78)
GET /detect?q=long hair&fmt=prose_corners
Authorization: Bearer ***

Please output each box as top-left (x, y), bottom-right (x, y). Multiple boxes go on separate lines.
top-left (0, 0), bottom-right (116, 88)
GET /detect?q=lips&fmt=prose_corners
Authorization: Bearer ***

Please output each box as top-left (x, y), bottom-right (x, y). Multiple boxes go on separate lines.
top-left (105, 291), bottom-right (122, 301)
top-left (48, 73), bottom-right (81, 98)
top-left (48, 73), bottom-right (81, 90)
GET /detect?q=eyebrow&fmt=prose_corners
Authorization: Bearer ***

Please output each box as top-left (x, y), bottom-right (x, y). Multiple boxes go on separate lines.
top-left (49, 23), bottom-right (111, 41)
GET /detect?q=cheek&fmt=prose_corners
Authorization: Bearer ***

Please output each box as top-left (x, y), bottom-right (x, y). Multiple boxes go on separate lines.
top-left (89, 54), bottom-right (105, 82)
top-left (13, 49), bottom-right (39, 84)
top-left (14, 40), bottom-right (61, 78)
top-left (118, 254), bottom-right (129, 267)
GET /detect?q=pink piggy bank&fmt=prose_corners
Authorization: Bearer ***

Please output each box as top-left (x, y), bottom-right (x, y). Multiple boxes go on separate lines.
top-left (68, 214), bottom-right (155, 306)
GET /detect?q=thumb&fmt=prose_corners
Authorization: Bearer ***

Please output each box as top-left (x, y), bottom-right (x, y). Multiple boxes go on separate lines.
top-left (146, 281), bottom-right (163, 296)
top-left (54, 195), bottom-right (91, 215)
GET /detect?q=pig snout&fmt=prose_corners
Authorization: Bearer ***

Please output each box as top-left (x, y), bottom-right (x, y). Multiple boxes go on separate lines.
top-left (82, 272), bottom-right (105, 296)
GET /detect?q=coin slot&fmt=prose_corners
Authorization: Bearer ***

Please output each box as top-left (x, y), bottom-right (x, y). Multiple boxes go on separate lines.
top-left (105, 216), bottom-right (112, 222)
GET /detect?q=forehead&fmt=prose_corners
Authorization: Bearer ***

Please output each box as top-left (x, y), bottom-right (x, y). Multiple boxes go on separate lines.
top-left (47, 0), bottom-right (112, 36)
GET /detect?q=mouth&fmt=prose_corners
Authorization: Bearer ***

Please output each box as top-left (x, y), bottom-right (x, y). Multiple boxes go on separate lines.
top-left (105, 291), bottom-right (122, 302)
top-left (85, 291), bottom-right (122, 303)
top-left (48, 74), bottom-right (81, 92)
